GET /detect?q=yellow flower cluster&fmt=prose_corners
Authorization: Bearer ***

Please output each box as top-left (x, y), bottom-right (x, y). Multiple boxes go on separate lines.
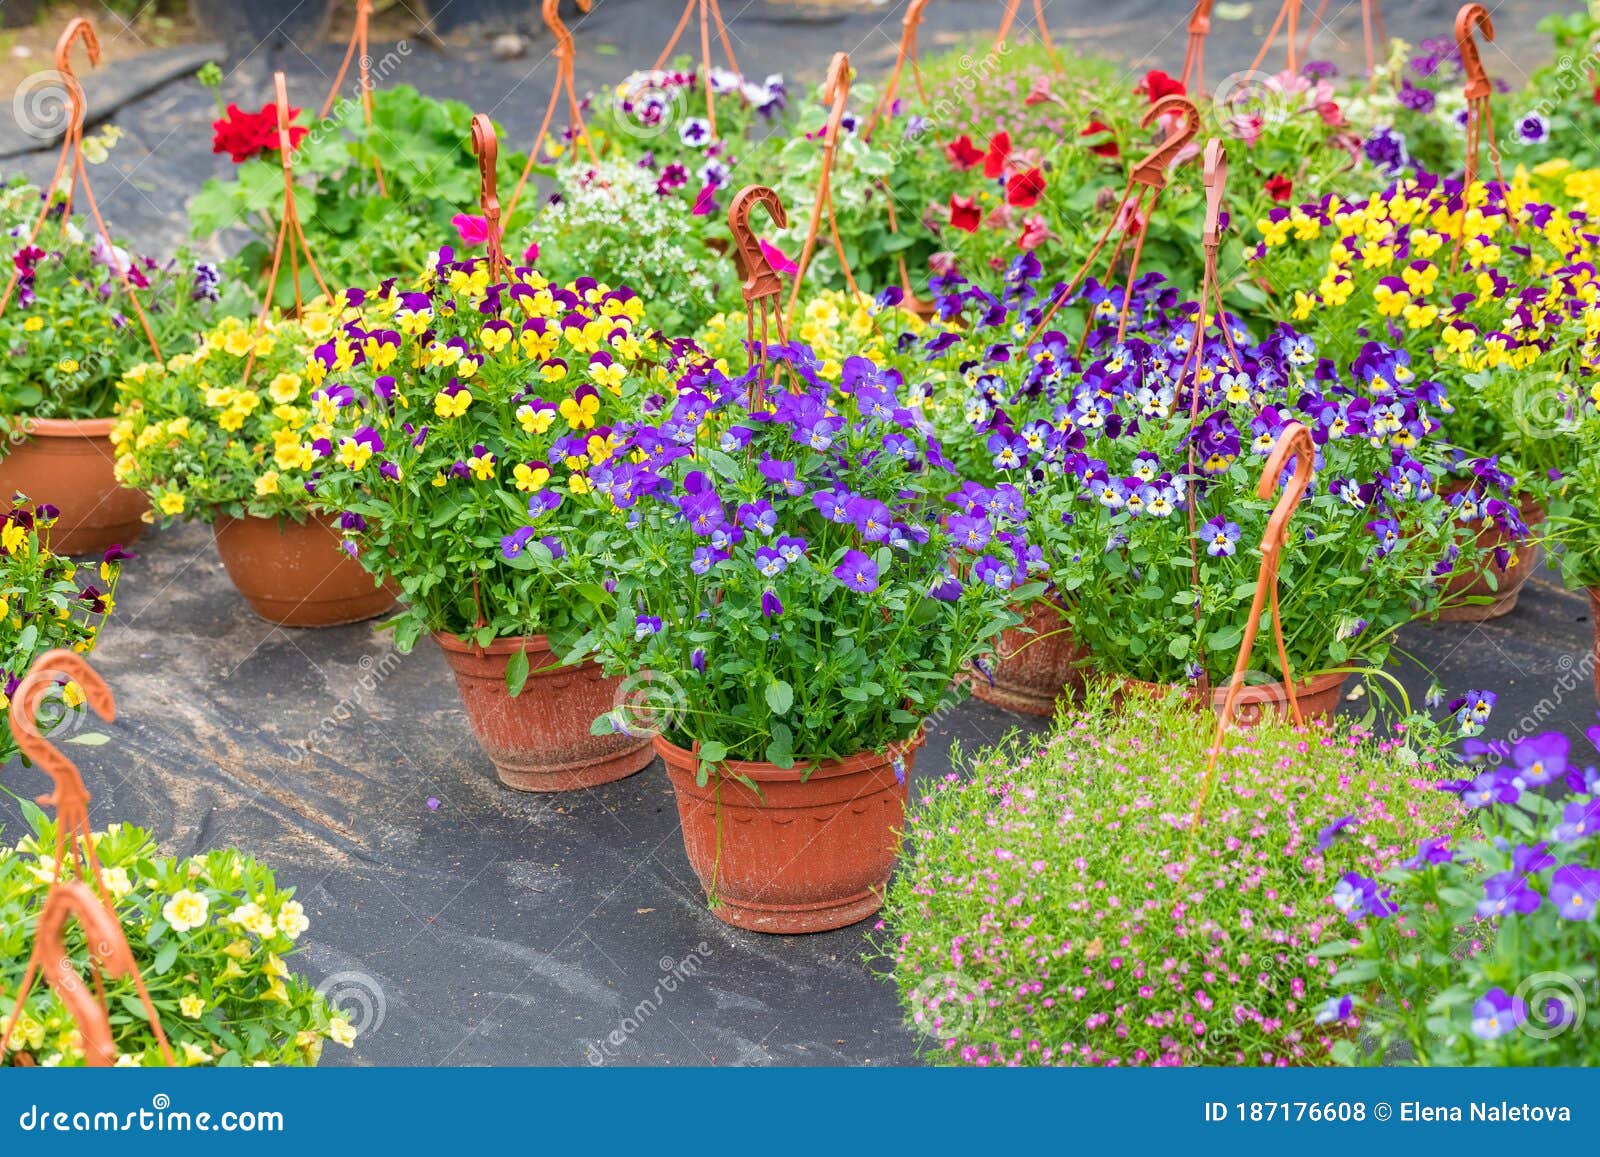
top-left (320, 261), bottom-right (678, 506)
top-left (699, 290), bottom-right (935, 380)
top-left (112, 302), bottom-right (352, 521)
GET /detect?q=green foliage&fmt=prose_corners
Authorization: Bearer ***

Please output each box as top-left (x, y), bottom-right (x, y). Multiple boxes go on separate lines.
top-left (1331, 729), bottom-right (1600, 1066)
top-left (0, 501), bottom-right (124, 768)
top-left (0, 819), bottom-right (349, 1066)
top-left (188, 86), bottom-right (529, 307)
top-left (0, 176), bottom-right (230, 420)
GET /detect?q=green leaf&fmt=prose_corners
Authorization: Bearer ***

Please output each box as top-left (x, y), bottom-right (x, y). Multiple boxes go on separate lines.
top-left (64, 732), bottom-right (111, 746)
top-left (505, 647), bottom-right (530, 697)
top-left (765, 679), bottom-right (794, 716)
top-left (152, 940), bottom-right (179, 976)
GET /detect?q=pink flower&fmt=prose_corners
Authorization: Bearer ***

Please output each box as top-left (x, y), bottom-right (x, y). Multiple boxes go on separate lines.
top-left (759, 238), bottom-right (797, 276)
top-left (451, 213), bottom-right (490, 247)
top-left (523, 240), bottom-right (540, 264)
top-left (1017, 215), bottom-right (1054, 251)
top-left (691, 184), bottom-right (718, 216)
top-left (1024, 76), bottom-right (1057, 107)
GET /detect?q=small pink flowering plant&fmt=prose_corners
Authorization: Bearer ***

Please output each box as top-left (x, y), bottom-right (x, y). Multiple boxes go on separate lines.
top-left (880, 691), bottom-right (1466, 1066)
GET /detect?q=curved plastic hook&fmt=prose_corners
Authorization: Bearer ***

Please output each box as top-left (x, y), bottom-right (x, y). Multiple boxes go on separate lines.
top-left (8, 650), bottom-right (114, 860)
top-left (543, 0), bottom-right (591, 61)
top-left (1455, 3), bottom-right (1494, 101)
top-left (27, 882), bottom-right (139, 1066)
top-left (55, 16), bottom-right (100, 72)
top-left (53, 17), bottom-right (100, 135)
top-left (471, 113), bottom-right (507, 280)
top-left (1202, 138), bottom-right (1229, 248)
top-left (728, 185), bottom-right (788, 304)
top-left (1132, 95), bottom-right (1200, 189)
top-left (1256, 421), bottom-right (1317, 554)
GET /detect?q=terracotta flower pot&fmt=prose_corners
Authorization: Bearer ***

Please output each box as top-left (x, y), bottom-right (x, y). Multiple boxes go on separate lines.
top-left (435, 633), bottom-right (652, 792)
top-left (0, 418), bottom-right (148, 556)
top-left (1591, 588), bottom-right (1600, 708)
top-left (1437, 489), bottom-right (1545, 622)
top-left (655, 731), bottom-right (921, 934)
top-left (1107, 670), bottom-right (1349, 726)
top-left (212, 512), bottom-right (395, 627)
top-left (969, 600), bottom-right (1089, 716)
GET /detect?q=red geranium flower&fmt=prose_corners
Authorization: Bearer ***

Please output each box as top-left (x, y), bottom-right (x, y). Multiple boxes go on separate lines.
top-left (1136, 69), bottom-right (1186, 103)
top-left (949, 194), bottom-right (982, 233)
top-left (983, 130), bottom-right (1012, 179)
top-left (1265, 174), bottom-right (1294, 202)
top-left (945, 135), bottom-right (985, 170)
top-left (1080, 120), bottom-right (1119, 158)
top-left (1005, 167), bottom-right (1046, 208)
top-left (211, 102), bottom-right (308, 164)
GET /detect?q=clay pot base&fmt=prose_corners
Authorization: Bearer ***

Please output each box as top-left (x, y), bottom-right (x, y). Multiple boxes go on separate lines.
top-left (706, 885), bottom-right (889, 936)
top-left (967, 601), bottom-right (1090, 717)
top-left (213, 513), bottom-right (395, 628)
top-left (0, 418), bottom-right (149, 556)
top-left (1435, 576), bottom-right (1526, 623)
top-left (656, 734), bottom-right (917, 935)
top-left (436, 633), bottom-right (651, 793)
top-left (1436, 489), bottom-right (1543, 624)
top-left (486, 736), bottom-right (653, 793)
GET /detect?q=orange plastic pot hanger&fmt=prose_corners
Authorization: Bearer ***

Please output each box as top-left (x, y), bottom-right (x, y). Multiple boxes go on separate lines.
top-left (472, 114), bottom-right (509, 283)
top-left (242, 72), bottom-right (332, 387)
top-left (864, 0), bottom-right (929, 143)
top-left (655, 0), bottom-right (742, 141)
top-left (1451, 3), bottom-right (1505, 272)
top-left (784, 52), bottom-right (861, 335)
top-left (1026, 94), bottom-right (1201, 346)
top-left (0, 651), bottom-right (174, 1067)
top-left (320, 0), bottom-right (387, 196)
top-left (507, 0), bottom-right (599, 222)
top-left (994, 0), bottom-right (1059, 67)
top-left (0, 18), bottom-right (161, 363)
top-left (1185, 421), bottom-right (1318, 842)
top-left (727, 184), bottom-right (791, 401)
top-left (1179, 0), bottom-right (1215, 91)
top-left (1248, 0), bottom-right (1305, 76)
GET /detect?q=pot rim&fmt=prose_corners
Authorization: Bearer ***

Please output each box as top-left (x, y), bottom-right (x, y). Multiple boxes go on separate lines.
top-left (1109, 669), bottom-right (1350, 698)
top-left (654, 729), bottom-right (924, 783)
top-left (1, 415), bottom-right (116, 437)
top-left (213, 509), bottom-right (338, 532)
top-left (433, 629), bottom-right (556, 659)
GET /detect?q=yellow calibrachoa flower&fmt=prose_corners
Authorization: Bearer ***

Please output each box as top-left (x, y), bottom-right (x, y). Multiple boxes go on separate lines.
top-left (162, 889), bottom-right (209, 932)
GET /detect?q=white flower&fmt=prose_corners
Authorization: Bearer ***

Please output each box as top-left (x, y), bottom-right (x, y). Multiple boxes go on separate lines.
top-left (162, 889), bottom-right (210, 933)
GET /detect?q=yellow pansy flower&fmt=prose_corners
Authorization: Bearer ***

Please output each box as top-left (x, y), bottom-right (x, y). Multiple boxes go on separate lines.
top-left (434, 389), bottom-right (472, 419)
